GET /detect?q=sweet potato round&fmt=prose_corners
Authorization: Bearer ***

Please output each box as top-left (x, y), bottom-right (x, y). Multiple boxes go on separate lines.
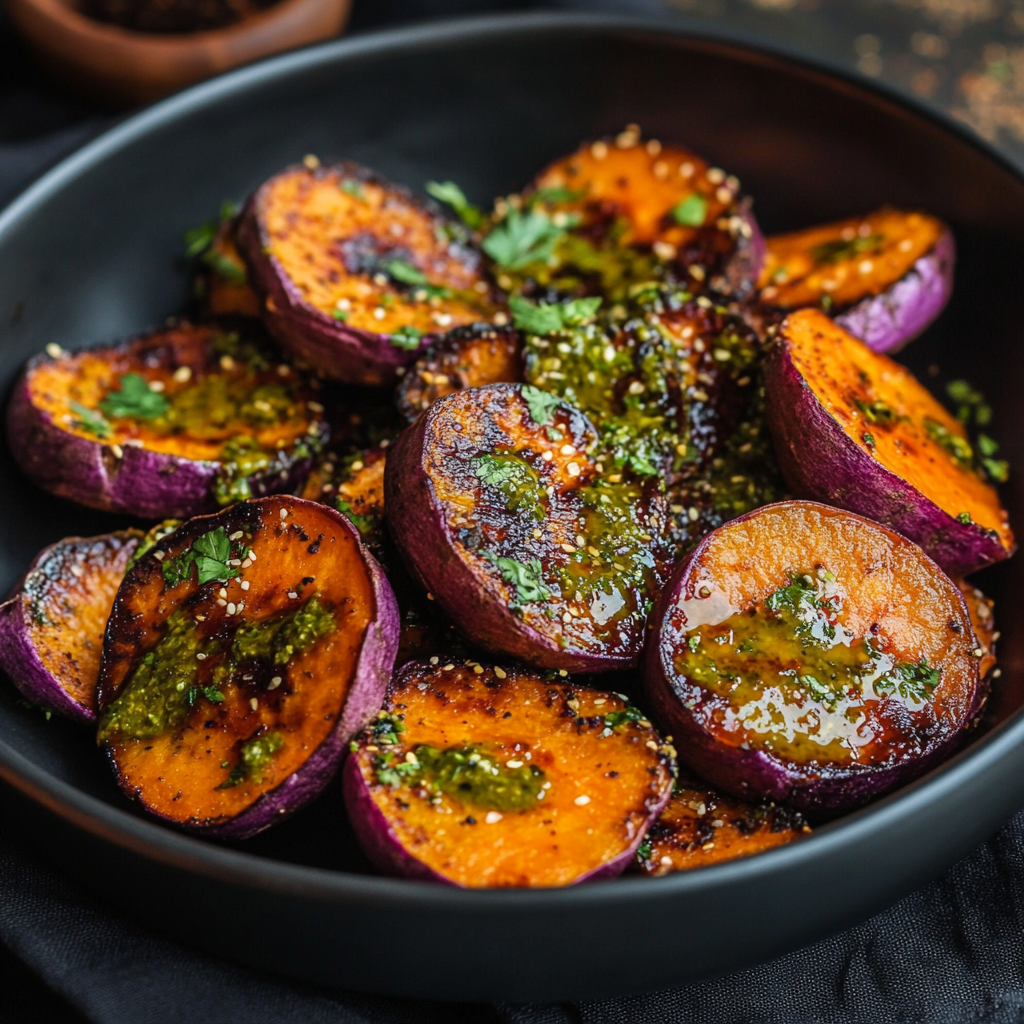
top-left (758, 208), bottom-right (953, 352)
top-left (524, 133), bottom-right (764, 297)
top-left (634, 775), bottom-right (809, 876)
top-left (6, 321), bottom-right (328, 519)
top-left (395, 323), bottom-right (523, 422)
top-left (765, 308), bottom-right (1014, 576)
top-left (0, 530), bottom-right (142, 723)
top-left (96, 495), bottom-right (398, 839)
top-left (343, 660), bottom-right (675, 887)
top-left (645, 500), bottom-right (983, 816)
top-left (236, 162), bottom-right (498, 386)
top-left (385, 383), bottom-right (673, 672)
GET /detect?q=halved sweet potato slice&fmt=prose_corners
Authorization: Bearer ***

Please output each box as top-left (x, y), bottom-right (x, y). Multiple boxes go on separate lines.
top-left (343, 660), bottom-right (675, 886)
top-left (758, 209), bottom-right (953, 351)
top-left (202, 220), bottom-right (261, 318)
top-left (385, 383), bottom-right (674, 672)
top-left (300, 446), bottom-right (387, 551)
top-left (236, 162), bottom-right (499, 386)
top-left (487, 129), bottom-right (763, 298)
top-left (634, 776), bottom-right (809, 875)
top-left (96, 495), bottom-right (398, 838)
top-left (646, 500), bottom-right (984, 815)
top-left (7, 322), bottom-right (328, 519)
top-left (765, 309), bottom-right (1014, 576)
top-left (959, 579), bottom-right (998, 685)
top-left (395, 323), bottom-right (523, 422)
top-left (0, 530), bottom-right (142, 723)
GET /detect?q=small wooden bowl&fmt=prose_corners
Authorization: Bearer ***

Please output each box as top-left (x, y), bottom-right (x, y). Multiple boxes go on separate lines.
top-left (4, 0), bottom-right (351, 106)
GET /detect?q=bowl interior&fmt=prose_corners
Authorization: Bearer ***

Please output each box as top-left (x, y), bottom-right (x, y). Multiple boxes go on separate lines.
top-left (1, 15), bottom-right (1024, 996)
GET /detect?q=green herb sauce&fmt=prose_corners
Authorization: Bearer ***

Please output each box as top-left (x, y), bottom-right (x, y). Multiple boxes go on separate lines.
top-left (219, 731), bottom-right (285, 788)
top-left (672, 571), bottom-right (941, 763)
top-left (375, 743), bottom-right (547, 812)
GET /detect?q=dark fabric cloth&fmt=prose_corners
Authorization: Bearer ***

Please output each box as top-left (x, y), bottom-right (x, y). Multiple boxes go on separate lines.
top-left (5, 1), bottom-right (1024, 1022)
top-left (3, 809), bottom-right (1024, 1024)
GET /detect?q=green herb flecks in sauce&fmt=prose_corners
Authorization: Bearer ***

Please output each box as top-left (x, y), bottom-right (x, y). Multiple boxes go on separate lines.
top-left (809, 233), bottom-right (884, 266)
top-left (475, 452), bottom-right (546, 520)
top-left (98, 596), bottom-right (334, 745)
top-left (671, 570), bottom-right (943, 763)
top-left (218, 731), bottom-right (285, 788)
top-left (99, 374), bottom-right (170, 421)
top-left (374, 742), bottom-right (547, 812)
top-left (162, 525), bottom-right (243, 588)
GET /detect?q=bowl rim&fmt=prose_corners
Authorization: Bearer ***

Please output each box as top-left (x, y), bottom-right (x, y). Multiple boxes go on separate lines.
top-left (7, 0), bottom-right (348, 50)
top-left (2, 8), bottom-right (1023, 910)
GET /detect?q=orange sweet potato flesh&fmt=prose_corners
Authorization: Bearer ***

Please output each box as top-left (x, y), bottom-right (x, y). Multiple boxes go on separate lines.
top-left (30, 322), bottom-right (321, 461)
top-left (396, 325), bottom-right (523, 422)
top-left (533, 137), bottom-right (742, 254)
top-left (259, 165), bottom-right (494, 336)
top-left (348, 661), bottom-right (675, 887)
top-left (781, 309), bottom-right (1012, 552)
top-left (635, 777), bottom-right (809, 875)
top-left (97, 496), bottom-right (375, 830)
top-left (758, 208), bottom-right (944, 309)
top-left (300, 448), bottom-right (386, 518)
top-left (673, 502), bottom-right (980, 770)
top-left (204, 224), bottom-right (260, 318)
top-left (18, 531), bottom-right (142, 711)
top-left (959, 579), bottom-right (997, 681)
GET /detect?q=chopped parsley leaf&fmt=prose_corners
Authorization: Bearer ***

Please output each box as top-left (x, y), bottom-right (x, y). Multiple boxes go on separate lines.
top-left (390, 325), bottom-right (423, 351)
top-left (672, 194), bottom-right (707, 227)
top-left (69, 401), bottom-right (112, 439)
top-left (484, 553), bottom-right (551, 606)
top-left (810, 233), bottom-right (884, 265)
top-left (385, 258), bottom-right (428, 287)
top-left (99, 373), bottom-right (170, 421)
top-left (426, 180), bottom-right (483, 229)
top-left (162, 526), bottom-right (241, 588)
top-left (482, 207), bottom-right (565, 270)
top-left (340, 179), bottom-right (366, 201)
top-left (520, 384), bottom-right (562, 426)
top-left (509, 295), bottom-right (602, 335)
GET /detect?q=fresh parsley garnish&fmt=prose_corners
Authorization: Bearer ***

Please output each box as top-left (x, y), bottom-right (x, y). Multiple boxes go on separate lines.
top-left (390, 325), bottom-right (423, 351)
top-left (162, 526), bottom-right (241, 588)
top-left (508, 295), bottom-right (602, 335)
top-left (484, 553), bottom-right (551, 606)
top-left (99, 374), bottom-right (170, 421)
top-left (527, 186), bottom-right (585, 207)
top-left (957, 511), bottom-right (973, 524)
top-left (335, 499), bottom-right (377, 534)
top-left (946, 379), bottom-right (992, 427)
top-left (69, 402), bottom-right (112, 439)
top-left (331, 308), bottom-right (349, 321)
top-left (183, 201), bottom-right (237, 258)
top-left (426, 180), bottom-right (483, 229)
top-left (603, 705), bottom-right (646, 729)
top-left (875, 659), bottom-right (941, 703)
top-left (672, 194), bottom-right (707, 227)
top-left (340, 179), bottom-right (366, 201)
top-left (385, 258), bottom-right (428, 287)
top-left (520, 384), bottom-right (563, 426)
top-left (203, 249), bottom-right (246, 284)
top-left (482, 207), bottom-right (566, 270)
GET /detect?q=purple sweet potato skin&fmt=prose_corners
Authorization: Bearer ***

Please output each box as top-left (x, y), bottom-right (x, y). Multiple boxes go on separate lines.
top-left (835, 227), bottom-right (955, 353)
top-left (724, 198), bottom-right (766, 300)
top-left (384, 389), bottom-right (625, 672)
top-left (6, 355), bottom-right (320, 520)
top-left (0, 531), bottom-right (140, 724)
top-left (763, 331), bottom-right (1008, 577)
top-left (644, 502), bottom-right (978, 817)
top-left (341, 749), bottom-right (652, 886)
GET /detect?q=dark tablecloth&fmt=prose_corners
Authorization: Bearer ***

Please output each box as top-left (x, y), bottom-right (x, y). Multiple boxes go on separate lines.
top-left (3, 1), bottom-right (1024, 1021)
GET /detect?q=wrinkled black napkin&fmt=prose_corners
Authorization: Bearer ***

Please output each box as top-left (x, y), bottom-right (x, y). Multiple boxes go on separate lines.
top-left (5, 1), bottom-right (1024, 1021)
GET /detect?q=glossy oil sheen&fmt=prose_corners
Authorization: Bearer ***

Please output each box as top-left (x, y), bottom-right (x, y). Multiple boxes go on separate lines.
top-left (1, 13), bottom-right (1024, 1002)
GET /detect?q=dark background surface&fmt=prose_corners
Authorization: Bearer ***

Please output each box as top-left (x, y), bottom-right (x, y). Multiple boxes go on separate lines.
top-left (4, 0), bottom-right (1024, 1021)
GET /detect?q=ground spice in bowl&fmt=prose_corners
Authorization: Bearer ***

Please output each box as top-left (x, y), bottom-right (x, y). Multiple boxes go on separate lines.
top-left (77, 0), bottom-right (282, 33)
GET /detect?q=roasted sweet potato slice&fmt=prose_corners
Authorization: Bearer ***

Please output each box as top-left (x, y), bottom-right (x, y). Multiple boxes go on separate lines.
top-left (765, 308), bottom-right (1014, 576)
top-left (343, 660), bottom-right (675, 886)
top-left (236, 162), bottom-right (499, 386)
top-left (385, 383), bottom-right (674, 672)
top-left (758, 209), bottom-right (953, 351)
top-left (518, 288), bottom-right (760, 483)
top-left (959, 579), bottom-right (997, 684)
top-left (202, 220), bottom-right (261, 318)
top-left (300, 446), bottom-right (387, 548)
top-left (486, 129), bottom-right (762, 298)
top-left (646, 500), bottom-right (984, 815)
top-left (0, 530), bottom-right (142, 723)
top-left (395, 323), bottom-right (524, 422)
top-left (96, 495), bottom-right (399, 838)
top-left (634, 776), bottom-right (809, 875)
top-left (7, 322), bottom-right (328, 519)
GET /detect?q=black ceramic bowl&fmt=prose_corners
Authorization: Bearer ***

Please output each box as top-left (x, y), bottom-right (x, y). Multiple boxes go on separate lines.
top-left (2, 12), bottom-right (1024, 1003)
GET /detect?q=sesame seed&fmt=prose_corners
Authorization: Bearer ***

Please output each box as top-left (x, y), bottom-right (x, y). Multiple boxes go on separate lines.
top-left (973, 648), bottom-right (984, 657)
top-left (561, 543), bottom-right (577, 554)
top-left (485, 811), bottom-right (503, 824)
top-left (473, 665), bottom-right (484, 674)
top-left (218, 588), bottom-right (228, 599)
top-left (679, 162), bottom-right (695, 178)
top-left (653, 241), bottom-right (677, 261)
top-left (247, 550), bottom-right (256, 560)
top-left (226, 603), bottom-right (236, 615)
top-left (430, 656), bottom-right (439, 665)
top-left (350, 461), bottom-right (364, 471)
top-left (217, 598), bottom-right (227, 607)
top-left (45, 343), bottom-right (64, 359)
top-left (70, 563), bottom-right (84, 578)
top-left (303, 153), bottom-right (320, 168)
top-left (240, 580), bottom-right (250, 591)
top-left (197, 653), bottom-right (207, 661)
top-left (110, 444), bottom-right (123, 459)
top-left (220, 355), bottom-right (235, 371)
top-left (277, 365), bottom-right (290, 376)
top-left (172, 365), bottom-right (192, 384)
top-left (279, 508), bottom-right (288, 519)
top-left (646, 740), bottom-right (659, 751)
top-left (560, 444), bottom-right (576, 455)
top-left (405, 751), bottom-right (419, 765)
top-left (646, 139), bottom-right (662, 155)
top-left (567, 462), bottom-right (581, 477)
top-left (494, 666), bottom-right (507, 679)
top-left (443, 663), bottom-right (455, 671)
top-left (250, 698), bottom-right (259, 710)
top-left (148, 379), bottom-right (165, 393)
top-left (627, 380), bottom-right (645, 395)
top-left (590, 141), bottom-right (608, 160)
top-left (859, 260), bottom-right (874, 275)
top-left (558, 670), bottom-right (567, 677)
top-left (541, 450), bottom-right (553, 461)
top-left (493, 311), bottom-right (509, 326)
top-left (660, 855), bottom-right (673, 867)
top-left (241, 559), bottom-right (252, 569)
top-left (230, 531), bottom-right (244, 541)
top-left (575, 534), bottom-right (586, 546)
top-left (899, 238), bottom-right (913, 251)
top-left (707, 167), bottom-right (726, 184)
top-left (154, 550), bottom-right (165, 561)
top-left (702, 842), bottom-right (715, 851)
top-left (506, 760), bottom-right (523, 769)
top-left (287, 591), bottom-right (299, 600)
top-left (689, 265), bottom-right (706, 282)
top-left (269, 676), bottom-right (282, 689)
top-left (574, 795), bottom-right (591, 806)
top-left (533, 528), bottom-right (543, 539)
top-left (713, 348), bottom-right (732, 362)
